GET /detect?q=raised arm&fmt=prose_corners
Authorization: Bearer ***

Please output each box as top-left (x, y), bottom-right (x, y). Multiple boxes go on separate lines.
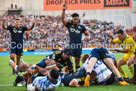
top-left (61, 4), bottom-right (68, 26)
top-left (1, 16), bottom-right (8, 30)
top-left (27, 18), bottom-right (36, 30)
top-left (107, 32), bottom-right (115, 44)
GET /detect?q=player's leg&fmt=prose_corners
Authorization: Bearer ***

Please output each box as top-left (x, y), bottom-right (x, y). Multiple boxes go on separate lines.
top-left (10, 43), bottom-right (16, 62)
top-left (133, 58), bottom-right (136, 83)
top-left (127, 56), bottom-right (136, 84)
top-left (27, 72), bottom-right (35, 91)
top-left (10, 53), bottom-right (15, 62)
top-left (117, 59), bottom-right (128, 79)
top-left (75, 57), bottom-right (80, 71)
top-left (16, 55), bottom-right (21, 65)
top-left (118, 53), bottom-right (134, 79)
top-left (74, 49), bottom-right (82, 71)
top-left (16, 46), bottom-right (23, 65)
top-left (99, 47), bottom-right (129, 85)
top-left (9, 59), bottom-right (30, 72)
top-left (84, 48), bottom-right (100, 87)
top-left (127, 54), bottom-right (134, 78)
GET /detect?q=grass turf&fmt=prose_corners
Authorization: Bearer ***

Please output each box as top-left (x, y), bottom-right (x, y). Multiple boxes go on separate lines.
top-left (0, 53), bottom-right (136, 91)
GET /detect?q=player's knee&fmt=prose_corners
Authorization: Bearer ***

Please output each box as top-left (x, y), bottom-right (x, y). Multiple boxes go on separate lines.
top-left (126, 61), bottom-right (132, 67)
top-left (10, 54), bottom-right (15, 59)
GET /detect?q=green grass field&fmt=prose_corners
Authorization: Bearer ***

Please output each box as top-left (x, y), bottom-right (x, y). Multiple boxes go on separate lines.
top-left (0, 53), bottom-right (136, 91)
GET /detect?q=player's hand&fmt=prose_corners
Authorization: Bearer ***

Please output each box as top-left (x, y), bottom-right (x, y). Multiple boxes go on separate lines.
top-left (84, 75), bottom-right (90, 87)
top-left (107, 31), bottom-right (114, 39)
top-left (84, 36), bottom-right (90, 42)
top-left (1, 15), bottom-right (6, 21)
top-left (63, 4), bottom-right (67, 10)
top-left (27, 68), bottom-right (33, 75)
top-left (120, 81), bottom-right (130, 85)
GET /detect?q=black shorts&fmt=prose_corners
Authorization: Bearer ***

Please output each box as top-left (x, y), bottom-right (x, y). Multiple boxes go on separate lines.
top-left (90, 47), bottom-right (111, 60)
top-left (10, 42), bottom-right (23, 56)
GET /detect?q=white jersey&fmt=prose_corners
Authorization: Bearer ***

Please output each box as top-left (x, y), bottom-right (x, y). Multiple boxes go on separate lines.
top-left (82, 59), bottom-right (112, 83)
top-left (33, 76), bottom-right (61, 91)
top-left (109, 51), bottom-right (116, 60)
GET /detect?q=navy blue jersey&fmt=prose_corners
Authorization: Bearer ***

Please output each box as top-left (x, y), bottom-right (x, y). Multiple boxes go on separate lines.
top-left (66, 22), bottom-right (86, 44)
top-left (60, 68), bottom-right (86, 86)
top-left (7, 26), bottom-right (27, 43)
top-left (45, 51), bottom-right (73, 72)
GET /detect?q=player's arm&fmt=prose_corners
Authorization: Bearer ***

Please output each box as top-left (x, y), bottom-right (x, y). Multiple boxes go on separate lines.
top-left (107, 32), bottom-right (116, 44)
top-left (34, 65), bottom-right (49, 76)
top-left (113, 49), bottom-right (129, 53)
top-left (84, 30), bottom-right (90, 41)
top-left (69, 79), bottom-right (82, 87)
top-left (67, 57), bottom-right (74, 73)
top-left (27, 19), bottom-right (36, 30)
top-left (61, 4), bottom-right (68, 26)
top-left (1, 18), bottom-right (8, 30)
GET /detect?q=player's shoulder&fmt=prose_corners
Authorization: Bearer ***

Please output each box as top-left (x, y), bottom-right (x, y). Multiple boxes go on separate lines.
top-left (126, 35), bottom-right (134, 41)
top-left (54, 50), bottom-right (62, 55)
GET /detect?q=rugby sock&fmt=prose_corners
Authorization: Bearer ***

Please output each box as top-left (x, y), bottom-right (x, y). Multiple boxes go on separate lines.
top-left (134, 64), bottom-right (136, 80)
top-left (128, 65), bottom-right (134, 78)
top-left (118, 67), bottom-right (128, 78)
top-left (118, 77), bottom-right (123, 82)
top-left (11, 62), bottom-right (20, 72)
top-left (11, 61), bottom-right (17, 68)
top-left (15, 66), bottom-right (20, 72)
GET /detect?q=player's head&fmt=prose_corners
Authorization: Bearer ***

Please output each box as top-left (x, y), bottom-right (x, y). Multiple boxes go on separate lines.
top-left (81, 54), bottom-right (90, 63)
top-left (62, 48), bottom-right (72, 60)
top-left (14, 19), bottom-right (21, 28)
top-left (89, 70), bottom-right (97, 81)
top-left (71, 13), bottom-right (80, 25)
top-left (117, 29), bottom-right (125, 40)
top-left (48, 68), bottom-right (59, 82)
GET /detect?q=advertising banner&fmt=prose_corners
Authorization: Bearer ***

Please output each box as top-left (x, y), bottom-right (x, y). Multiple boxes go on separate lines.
top-left (43, 0), bottom-right (131, 11)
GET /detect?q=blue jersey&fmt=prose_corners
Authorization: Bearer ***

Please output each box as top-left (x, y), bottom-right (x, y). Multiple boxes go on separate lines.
top-left (66, 22), bottom-right (86, 44)
top-left (7, 26), bottom-right (27, 43)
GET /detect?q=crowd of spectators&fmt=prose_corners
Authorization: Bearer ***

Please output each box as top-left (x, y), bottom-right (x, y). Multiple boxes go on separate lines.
top-left (0, 15), bottom-right (125, 51)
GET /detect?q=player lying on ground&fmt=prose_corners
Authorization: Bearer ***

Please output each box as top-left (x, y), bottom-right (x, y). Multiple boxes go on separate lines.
top-left (9, 48), bottom-right (73, 86)
top-left (10, 48), bottom-right (73, 74)
top-left (69, 53), bottom-right (116, 87)
top-left (26, 68), bottom-right (61, 91)
top-left (84, 47), bottom-right (129, 87)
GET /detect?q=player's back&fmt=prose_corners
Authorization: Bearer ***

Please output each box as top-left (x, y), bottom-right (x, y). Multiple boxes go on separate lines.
top-left (33, 76), bottom-right (61, 91)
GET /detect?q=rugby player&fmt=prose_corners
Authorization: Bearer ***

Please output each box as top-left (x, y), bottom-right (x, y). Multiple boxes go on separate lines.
top-left (26, 68), bottom-right (61, 91)
top-left (84, 47), bottom-right (129, 87)
top-left (1, 16), bottom-right (36, 74)
top-left (109, 29), bottom-right (136, 80)
top-left (61, 3), bottom-right (89, 71)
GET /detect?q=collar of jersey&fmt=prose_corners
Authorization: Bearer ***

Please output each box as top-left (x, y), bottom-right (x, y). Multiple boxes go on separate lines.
top-left (122, 35), bottom-right (127, 43)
